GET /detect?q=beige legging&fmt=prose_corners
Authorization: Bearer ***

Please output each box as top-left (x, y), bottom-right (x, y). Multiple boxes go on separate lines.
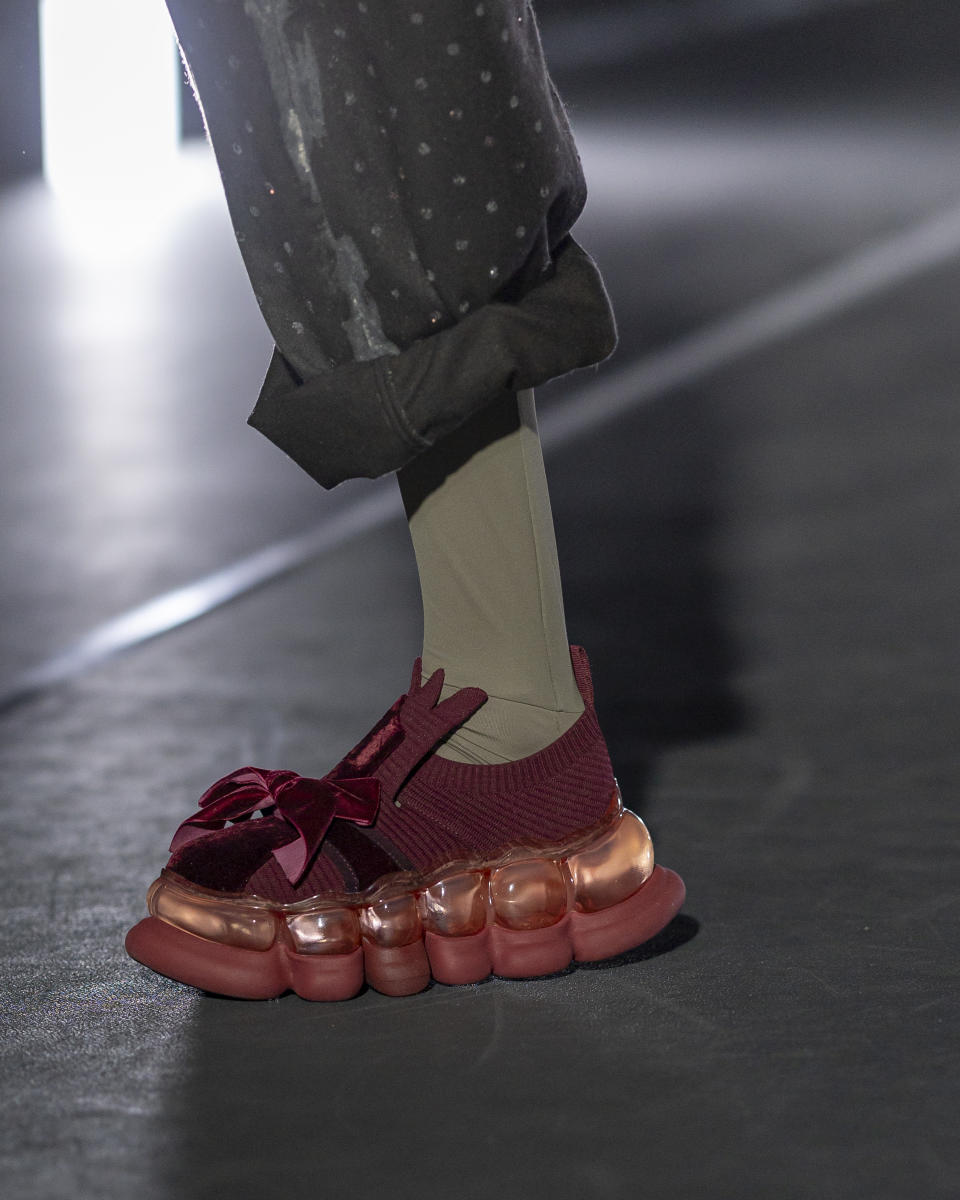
top-left (397, 389), bottom-right (584, 765)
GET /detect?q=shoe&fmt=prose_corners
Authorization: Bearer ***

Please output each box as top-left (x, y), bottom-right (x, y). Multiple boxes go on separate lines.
top-left (125, 647), bottom-right (685, 999)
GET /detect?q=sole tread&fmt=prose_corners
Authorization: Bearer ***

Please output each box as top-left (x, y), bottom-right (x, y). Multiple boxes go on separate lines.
top-left (125, 866), bottom-right (686, 1000)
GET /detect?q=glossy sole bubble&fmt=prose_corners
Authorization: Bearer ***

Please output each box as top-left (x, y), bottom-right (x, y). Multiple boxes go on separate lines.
top-left (124, 793), bottom-right (686, 1000)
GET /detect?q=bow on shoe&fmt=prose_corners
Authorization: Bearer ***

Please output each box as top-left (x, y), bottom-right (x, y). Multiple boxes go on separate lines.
top-left (167, 663), bottom-right (487, 887)
top-left (168, 766), bottom-right (380, 886)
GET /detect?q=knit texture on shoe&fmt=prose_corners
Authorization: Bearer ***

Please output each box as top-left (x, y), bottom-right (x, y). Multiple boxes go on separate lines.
top-left (166, 647), bottom-right (614, 903)
top-left (376, 650), bottom-right (613, 867)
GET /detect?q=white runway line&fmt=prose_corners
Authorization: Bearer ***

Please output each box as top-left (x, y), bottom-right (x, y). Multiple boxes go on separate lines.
top-left (541, 201), bottom-right (960, 447)
top-left (4, 198), bottom-right (960, 709)
top-left (0, 489), bottom-right (399, 708)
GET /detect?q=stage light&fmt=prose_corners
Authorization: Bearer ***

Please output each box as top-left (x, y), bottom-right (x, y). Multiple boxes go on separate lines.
top-left (40, 0), bottom-right (181, 205)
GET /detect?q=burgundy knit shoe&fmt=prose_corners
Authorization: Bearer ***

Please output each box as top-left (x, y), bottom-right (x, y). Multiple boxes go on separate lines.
top-left (125, 648), bottom-right (685, 1000)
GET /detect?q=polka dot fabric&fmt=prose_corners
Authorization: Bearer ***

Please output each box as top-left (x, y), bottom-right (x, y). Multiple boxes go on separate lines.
top-left (164, 0), bottom-right (616, 486)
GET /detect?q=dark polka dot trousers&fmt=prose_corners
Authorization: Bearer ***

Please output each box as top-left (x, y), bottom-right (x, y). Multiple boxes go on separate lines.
top-left (165, 0), bottom-right (617, 487)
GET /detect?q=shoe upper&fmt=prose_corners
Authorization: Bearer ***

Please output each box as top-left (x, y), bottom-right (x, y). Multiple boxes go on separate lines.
top-left (166, 648), bottom-right (615, 902)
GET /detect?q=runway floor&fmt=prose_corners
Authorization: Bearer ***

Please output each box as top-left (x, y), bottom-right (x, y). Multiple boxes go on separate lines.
top-left (1, 3), bottom-right (957, 1197)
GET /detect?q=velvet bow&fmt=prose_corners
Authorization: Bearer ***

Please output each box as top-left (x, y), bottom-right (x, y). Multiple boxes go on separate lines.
top-left (168, 765), bottom-right (381, 886)
top-left (166, 664), bottom-right (487, 889)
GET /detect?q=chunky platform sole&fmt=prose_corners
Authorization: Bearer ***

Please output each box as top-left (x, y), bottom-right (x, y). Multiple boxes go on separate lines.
top-left (125, 794), bottom-right (686, 1000)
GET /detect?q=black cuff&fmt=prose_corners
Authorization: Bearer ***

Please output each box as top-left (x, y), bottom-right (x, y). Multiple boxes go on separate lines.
top-left (247, 236), bottom-right (617, 490)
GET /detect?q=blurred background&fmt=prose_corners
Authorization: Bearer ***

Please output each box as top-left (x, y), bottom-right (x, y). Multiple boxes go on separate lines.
top-left (1, 3), bottom-right (958, 1198)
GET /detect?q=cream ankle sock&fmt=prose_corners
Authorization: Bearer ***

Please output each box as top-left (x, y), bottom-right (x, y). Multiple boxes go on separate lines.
top-left (397, 388), bottom-right (583, 765)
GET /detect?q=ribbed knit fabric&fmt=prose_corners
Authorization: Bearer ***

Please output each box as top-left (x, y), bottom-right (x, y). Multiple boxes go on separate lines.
top-left (376, 657), bottom-right (613, 865)
top-left (167, 648), bottom-right (614, 903)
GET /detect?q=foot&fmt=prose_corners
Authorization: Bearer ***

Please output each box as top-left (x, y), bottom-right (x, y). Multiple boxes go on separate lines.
top-left (125, 648), bottom-right (685, 999)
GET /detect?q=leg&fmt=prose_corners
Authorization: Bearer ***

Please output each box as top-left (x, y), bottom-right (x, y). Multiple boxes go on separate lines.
top-left (126, 2), bottom-right (684, 998)
top-left (399, 388), bottom-right (583, 763)
top-left (163, 0), bottom-right (616, 485)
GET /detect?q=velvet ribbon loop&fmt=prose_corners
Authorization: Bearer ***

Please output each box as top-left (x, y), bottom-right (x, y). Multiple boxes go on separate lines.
top-left (169, 765), bottom-right (380, 886)
top-left (165, 667), bottom-right (486, 889)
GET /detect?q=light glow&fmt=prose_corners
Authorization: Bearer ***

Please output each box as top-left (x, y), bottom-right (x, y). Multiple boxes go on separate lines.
top-left (40, 0), bottom-right (181, 208)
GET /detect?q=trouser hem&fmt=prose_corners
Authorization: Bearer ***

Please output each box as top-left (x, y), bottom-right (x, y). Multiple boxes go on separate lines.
top-left (247, 235), bottom-right (617, 488)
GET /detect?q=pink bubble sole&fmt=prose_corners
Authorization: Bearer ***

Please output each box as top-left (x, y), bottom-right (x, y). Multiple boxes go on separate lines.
top-left (125, 865), bottom-right (686, 1000)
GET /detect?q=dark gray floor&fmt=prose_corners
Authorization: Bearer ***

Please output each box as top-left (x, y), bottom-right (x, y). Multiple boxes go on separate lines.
top-left (2, 4), bottom-right (958, 1198)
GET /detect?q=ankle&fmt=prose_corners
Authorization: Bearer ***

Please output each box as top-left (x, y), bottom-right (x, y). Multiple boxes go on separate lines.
top-left (433, 687), bottom-right (585, 765)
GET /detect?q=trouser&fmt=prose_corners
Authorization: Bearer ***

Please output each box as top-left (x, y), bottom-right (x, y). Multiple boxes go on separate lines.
top-left (164, 0), bottom-right (616, 488)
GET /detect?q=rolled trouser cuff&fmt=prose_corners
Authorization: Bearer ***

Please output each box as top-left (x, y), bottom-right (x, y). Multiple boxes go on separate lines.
top-left (247, 235), bottom-right (617, 489)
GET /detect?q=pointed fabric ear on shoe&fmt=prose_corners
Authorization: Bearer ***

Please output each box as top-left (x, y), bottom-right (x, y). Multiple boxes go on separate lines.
top-left (414, 666), bottom-right (446, 711)
top-left (569, 645), bottom-right (596, 708)
top-left (374, 669), bottom-right (487, 803)
top-left (400, 667), bottom-right (487, 736)
top-left (409, 657), bottom-right (424, 692)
